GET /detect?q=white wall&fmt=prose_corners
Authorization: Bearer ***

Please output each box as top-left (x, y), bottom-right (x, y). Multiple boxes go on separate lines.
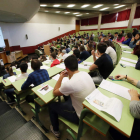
top-left (80, 18), bottom-right (140, 30)
top-left (0, 12), bottom-right (76, 47)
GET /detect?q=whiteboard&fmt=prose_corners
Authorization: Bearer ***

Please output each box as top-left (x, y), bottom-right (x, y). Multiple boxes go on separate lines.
top-left (0, 27), bottom-right (5, 48)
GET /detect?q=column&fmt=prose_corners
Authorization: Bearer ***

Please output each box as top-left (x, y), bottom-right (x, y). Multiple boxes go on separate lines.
top-left (128, 3), bottom-right (137, 29)
top-left (98, 13), bottom-right (102, 30)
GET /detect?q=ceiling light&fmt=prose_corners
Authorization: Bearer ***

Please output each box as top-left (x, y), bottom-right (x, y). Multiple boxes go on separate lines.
top-left (65, 12), bottom-right (70, 14)
top-left (93, 4), bottom-right (103, 8)
top-left (53, 4), bottom-right (60, 7)
top-left (73, 12), bottom-right (79, 15)
top-left (86, 13), bottom-right (89, 14)
top-left (40, 4), bottom-right (47, 7)
top-left (81, 4), bottom-right (90, 8)
top-left (114, 4), bottom-right (119, 6)
top-left (100, 7), bottom-right (109, 11)
top-left (76, 14), bottom-right (82, 16)
top-left (114, 5), bottom-right (125, 8)
top-left (67, 4), bottom-right (75, 7)
top-left (56, 11), bottom-right (60, 13)
top-left (45, 11), bottom-right (49, 12)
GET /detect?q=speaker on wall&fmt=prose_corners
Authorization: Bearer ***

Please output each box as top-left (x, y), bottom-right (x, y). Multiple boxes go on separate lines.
top-left (25, 34), bottom-right (28, 39)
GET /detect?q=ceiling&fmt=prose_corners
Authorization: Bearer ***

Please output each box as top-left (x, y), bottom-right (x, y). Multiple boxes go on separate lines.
top-left (39, 0), bottom-right (140, 18)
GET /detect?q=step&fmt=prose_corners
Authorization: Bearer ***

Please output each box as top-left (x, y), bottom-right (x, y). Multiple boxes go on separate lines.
top-left (0, 102), bottom-right (11, 116)
top-left (5, 121), bottom-right (49, 140)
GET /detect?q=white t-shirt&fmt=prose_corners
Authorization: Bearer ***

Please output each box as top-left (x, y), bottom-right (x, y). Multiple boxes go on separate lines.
top-left (105, 46), bottom-right (117, 65)
top-left (59, 71), bottom-right (95, 117)
top-left (15, 73), bottom-right (29, 81)
top-left (62, 54), bottom-right (70, 60)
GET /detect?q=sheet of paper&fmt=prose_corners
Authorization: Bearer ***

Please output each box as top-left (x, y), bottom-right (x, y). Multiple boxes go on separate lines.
top-left (7, 75), bottom-right (17, 82)
top-left (121, 57), bottom-right (137, 64)
top-left (121, 45), bottom-right (131, 49)
top-left (56, 64), bottom-right (65, 69)
top-left (16, 68), bottom-right (20, 71)
top-left (37, 85), bottom-right (53, 95)
top-left (123, 51), bottom-right (131, 54)
top-left (40, 65), bottom-right (50, 70)
top-left (28, 62), bottom-right (31, 66)
top-left (119, 60), bottom-right (135, 67)
top-left (78, 64), bottom-right (90, 70)
top-left (99, 79), bottom-right (131, 100)
top-left (28, 66), bottom-right (32, 70)
top-left (52, 74), bottom-right (69, 84)
top-left (44, 60), bottom-right (51, 63)
top-left (83, 62), bottom-right (93, 66)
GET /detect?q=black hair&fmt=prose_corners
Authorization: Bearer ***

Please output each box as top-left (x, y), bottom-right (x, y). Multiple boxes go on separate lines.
top-left (19, 62), bottom-right (28, 73)
top-left (122, 30), bottom-right (124, 34)
top-left (127, 33), bottom-right (132, 38)
top-left (133, 32), bottom-right (140, 45)
top-left (80, 46), bottom-right (85, 52)
top-left (31, 59), bottom-right (40, 71)
top-left (64, 55), bottom-right (78, 72)
top-left (97, 42), bottom-right (107, 53)
top-left (32, 55), bottom-right (38, 60)
top-left (73, 49), bottom-right (80, 59)
top-left (115, 32), bottom-right (118, 34)
top-left (74, 46), bottom-right (78, 49)
top-left (108, 32), bottom-right (110, 34)
top-left (132, 28), bottom-right (138, 37)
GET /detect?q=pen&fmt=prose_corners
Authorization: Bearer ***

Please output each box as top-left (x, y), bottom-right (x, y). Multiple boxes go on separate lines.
top-left (3, 79), bottom-right (6, 83)
top-left (40, 85), bottom-right (48, 91)
top-left (112, 79), bottom-right (123, 81)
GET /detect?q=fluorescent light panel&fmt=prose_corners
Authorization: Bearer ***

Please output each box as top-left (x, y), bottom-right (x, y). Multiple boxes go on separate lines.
top-left (114, 4), bottom-right (119, 6)
top-left (56, 11), bottom-right (60, 13)
top-left (100, 7), bottom-right (109, 11)
top-left (76, 14), bottom-right (82, 16)
top-left (65, 12), bottom-right (70, 14)
top-left (40, 4), bottom-right (47, 7)
top-left (73, 12), bottom-right (79, 15)
top-left (93, 4), bottom-right (103, 8)
top-left (67, 4), bottom-right (75, 7)
top-left (81, 4), bottom-right (90, 8)
top-left (114, 5), bottom-right (125, 8)
top-left (86, 13), bottom-right (89, 14)
top-left (53, 4), bottom-right (60, 7)
top-left (45, 11), bottom-right (49, 12)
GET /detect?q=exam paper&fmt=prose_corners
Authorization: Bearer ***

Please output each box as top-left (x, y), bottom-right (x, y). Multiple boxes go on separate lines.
top-left (83, 62), bottom-right (93, 66)
top-left (123, 51), bottom-right (131, 54)
top-left (121, 57), bottom-right (137, 64)
top-left (56, 64), bottom-right (65, 69)
top-left (99, 80), bottom-right (131, 100)
top-left (28, 66), bottom-right (32, 70)
top-left (121, 45), bottom-right (131, 49)
top-left (86, 89), bottom-right (123, 122)
top-left (37, 85), bottom-right (53, 95)
top-left (40, 66), bottom-right (50, 70)
top-left (78, 64), bottom-right (90, 70)
top-left (52, 74), bottom-right (69, 84)
top-left (119, 60), bottom-right (136, 67)
top-left (7, 75), bottom-right (17, 82)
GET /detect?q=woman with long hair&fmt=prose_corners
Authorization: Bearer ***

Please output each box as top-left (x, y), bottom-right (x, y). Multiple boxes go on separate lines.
top-left (129, 33), bottom-right (140, 48)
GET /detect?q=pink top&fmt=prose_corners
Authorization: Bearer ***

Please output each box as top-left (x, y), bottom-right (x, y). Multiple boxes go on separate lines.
top-left (117, 36), bottom-right (125, 43)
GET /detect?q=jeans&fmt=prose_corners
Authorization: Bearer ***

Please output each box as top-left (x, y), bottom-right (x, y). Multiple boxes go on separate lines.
top-left (4, 88), bottom-right (15, 101)
top-left (49, 97), bottom-right (79, 131)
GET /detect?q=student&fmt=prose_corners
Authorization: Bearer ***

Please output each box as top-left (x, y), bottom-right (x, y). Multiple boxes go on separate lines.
top-left (66, 45), bottom-right (71, 53)
top-left (117, 34), bottom-right (125, 43)
top-left (132, 28), bottom-right (138, 37)
top-left (113, 32), bottom-right (118, 40)
top-left (132, 41), bottom-right (140, 57)
top-left (108, 32), bottom-right (114, 40)
top-left (21, 59), bottom-right (50, 103)
top-left (4, 62), bottom-right (28, 105)
top-left (87, 44), bottom-right (93, 55)
top-left (129, 33), bottom-right (140, 48)
top-left (3, 67), bottom-right (16, 79)
top-left (110, 75), bottom-right (140, 140)
top-left (57, 49), bottom-right (62, 58)
top-left (120, 30), bottom-right (124, 36)
top-left (73, 49), bottom-right (82, 64)
top-left (31, 55), bottom-right (43, 66)
top-left (40, 55), bottom-right (47, 62)
top-left (122, 33), bottom-right (132, 46)
top-left (0, 65), bottom-right (7, 77)
top-left (104, 41), bottom-right (117, 65)
top-left (135, 57), bottom-right (140, 70)
top-left (90, 35), bottom-right (93, 41)
top-left (49, 55), bottom-right (95, 139)
top-left (72, 46), bottom-right (78, 51)
top-left (60, 50), bottom-right (69, 63)
top-left (98, 35), bottom-right (103, 42)
top-left (50, 53), bottom-right (60, 67)
top-left (79, 46), bottom-right (90, 61)
top-left (89, 42), bottom-right (114, 85)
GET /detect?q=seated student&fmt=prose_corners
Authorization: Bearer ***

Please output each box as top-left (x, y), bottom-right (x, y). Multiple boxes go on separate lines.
top-left (0, 65), bottom-right (7, 77)
top-left (117, 34), bottom-right (125, 43)
top-left (31, 55), bottom-right (43, 66)
top-left (129, 33), bottom-right (140, 48)
top-left (136, 56), bottom-right (140, 70)
top-left (57, 48), bottom-right (62, 58)
top-left (59, 50), bottom-right (69, 63)
top-left (120, 30), bottom-right (124, 36)
top-left (113, 32), bottom-right (118, 41)
top-left (86, 34), bottom-right (89, 40)
top-left (108, 32), bottom-right (114, 40)
top-left (66, 45), bottom-right (71, 53)
top-left (89, 41), bottom-right (96, 50)
top-left (21, 59), bottom-right (50, 103)
top-left (87, 44), bottom-right (93, 55)
top-left (132, 28), bottom-right (139, 37)
top-left (50, 53), bottom-right (60, 67)
top-left (122, 33), bottom-right (132, 46)
top-left (109, 75), bottom-right (140, 140)
top-left (73, 49), bottom-right (82, 64)
top-left (49, 55), bottom-right (95, 139)
top-left (40, 55), bottom-right (47, 62)
top-left (104, 41), bottom-right (117, 65)
top-left (3, 67), bottom-right (16, 79)
top-left (72, 45), bottom-right (78, 51)
top-left (90, 35), bottom-right (93, 41)
top-left (4, 62), bottom-right (28, 105)
top-left (79, 46), bottom-right (90, 61)
top-left (98, 35), bottom-right (103, 42)
top-left (132, 41), bottom-right (140, 58)
top-left (89, 42), bottom-right (114, 85)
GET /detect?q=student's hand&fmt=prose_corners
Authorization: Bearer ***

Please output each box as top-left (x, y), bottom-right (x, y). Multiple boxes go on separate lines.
top-left (131, 37), bottom-right (135, 42)
top-left (60, 70), bottom-right (68, 78)
top-left (115, 75), bottom-right (125, 80)
top-left (91, 50), bottom-right (95, 55)
top-left (128, 89), bottom-right (139, 98)
top-left (136, 41), bottom-right (140, 45)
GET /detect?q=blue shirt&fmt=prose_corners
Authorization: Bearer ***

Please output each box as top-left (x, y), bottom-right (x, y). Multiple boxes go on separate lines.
top-left (122, 38), bottom-right (131, 46)
top-left (3, 72), bottom-right (16, 79)
top-left (21, 69), bottom-right (50, 90)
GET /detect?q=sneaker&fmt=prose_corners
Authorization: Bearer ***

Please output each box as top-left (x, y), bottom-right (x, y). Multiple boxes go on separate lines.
top-left (7, 100), bottom-right (16, 105)
top-left (50, 125), bottom-right (60, 139)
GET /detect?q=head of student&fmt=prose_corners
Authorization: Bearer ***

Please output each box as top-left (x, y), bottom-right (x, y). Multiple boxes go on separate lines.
top-left (97, 42), bottom-right (107, 55)
top-left (50, 52), bottom-right (57, 60)
top-left (135, 33), bottom-right (140, 40)
top-left (31, 55), bottom-right (38, 61)
top-left (108, 32), bottom-right (111, 36)
top-left (64, 55), bottom-right (78, 73)
top-left (62, 50), bottom-right (66, 56)
top-left (19, 62), bottom-right (28, 73)
top-left (118, 34), bottom-right (123, 40)
top-left (121, 30), bottom-right (124, 34)
top-left (114, 32), bottom-right (118, 37)
top-left (31, 59), bottom-right (41, 71)
top-left (126, 33), bottom-right (132, 39)
top-left (73, 49), bottom-right (80, 59)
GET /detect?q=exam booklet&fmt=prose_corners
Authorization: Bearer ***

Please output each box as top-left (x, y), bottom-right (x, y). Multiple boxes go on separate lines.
top-left (37, 85), bottom-right (53, 95)
top-left (7, 75), bottom-right (17, 82)
top-left (52, 74), bottom-right (69, 84)
top-left (86, 89), bottom-right (123, 122)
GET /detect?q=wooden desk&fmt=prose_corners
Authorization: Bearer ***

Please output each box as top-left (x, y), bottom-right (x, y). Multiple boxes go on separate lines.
top-left (0, 52), bottom-right (8, 64)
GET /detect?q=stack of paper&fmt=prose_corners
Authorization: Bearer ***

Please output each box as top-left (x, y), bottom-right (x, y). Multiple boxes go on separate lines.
top-left (37, 85), bottom-right (53, 95)
top-left (83, 62), bottom-right (93, 66)
top-left (52, 74), bottom-right (69, 84)
top-left (78, 64), bottom-right (90, 70)
top-left (7, 75), bottom-right (17, 82)
top-left (123, 51), bottom-right (131, 54)
top-left (56, 64), bottom-right (65, 69)
top-left (40, 66), bottom-right (50, 70)
top-left (99, 80), bottom-right (131, 100)
top-left (86, 89), bottom-right (123, 122)
top-left (121, 57), bottom-right (137, 64)
top-left (121, 45), bottom-right (131, 49)
top-left (119, 60), bottom-right (136, 67)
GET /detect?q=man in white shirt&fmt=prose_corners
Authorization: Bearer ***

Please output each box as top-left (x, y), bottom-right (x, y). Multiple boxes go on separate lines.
top-left (4, 62), bottom-right (29, 105)
top-left (60, 50), bottom-right (70, 63)
top-left (49, 55), bottom-right (95, 139)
